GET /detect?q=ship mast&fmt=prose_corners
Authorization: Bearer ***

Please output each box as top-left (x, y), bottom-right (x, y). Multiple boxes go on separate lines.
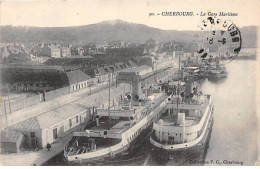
top-left (178, 50), bottom-right (185, 144)
top-left (176, 51), bottom-right (180, 116)
top-left (108, 54), bottom-right (111, 130)
top-left (108, 71), bottom-right (111, 129)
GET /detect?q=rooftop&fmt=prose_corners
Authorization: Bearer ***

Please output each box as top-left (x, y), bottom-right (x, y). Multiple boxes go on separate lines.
top-left (60, 47), bottom-right (70, 50)
top-left (73, 83), bottom-right (131, 108)
top-left (120, 65), bottom-right (153, 76)
top-left (1, 130), bottom-right (24, 143)
top-left (127, 60), bottom-right (138, 67)
top-left (66, 70), bottom-right (92, 84)
top-left (8, 103), bottom-right (87, 130)
top-left (65, 55), bottom-right (93, 59)
top-left (0, 64), bottom-right (65, 71)
top-left (96, 67), bottom-right (109, 75)
top-left (7, 83), bottom-right (131, 131)
top-left (10, 61), bottom-right (44, 66)
top-left (49, 45), bottom-right (60, 50)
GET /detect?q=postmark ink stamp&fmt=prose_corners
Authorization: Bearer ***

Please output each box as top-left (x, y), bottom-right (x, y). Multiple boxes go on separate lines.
top-left (195, 17), bottom-right (242, 65)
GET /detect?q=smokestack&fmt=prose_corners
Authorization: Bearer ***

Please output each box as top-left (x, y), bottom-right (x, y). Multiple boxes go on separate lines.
top-left (95, 115), bottom-right (100, 126)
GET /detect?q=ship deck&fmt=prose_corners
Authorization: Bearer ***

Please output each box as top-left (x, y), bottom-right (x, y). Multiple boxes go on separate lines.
top-left (161, 116), bottom-right (200, 127)
top-left (159, 96), bottom-right (210, 127)
top-left (66, 136), bottom-right (121, 156)
top-left (91, 118), bottom-right (131, 134)
top-left (90, 92), bottom-right (166, 134)
top-left (65, 92), bottom-right (167, 157)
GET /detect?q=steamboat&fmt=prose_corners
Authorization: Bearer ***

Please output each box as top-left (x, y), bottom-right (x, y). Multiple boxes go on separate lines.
top-left (184, 66), bottom-right (207, 80)
top-left (150, 76), bottom-right (214, 164)
top-left (64, 84), bottom-right (170, 163)
top-left (207, 66), bottom-right (228, 79)
top-left (207, 56), bottom-right (228, 80)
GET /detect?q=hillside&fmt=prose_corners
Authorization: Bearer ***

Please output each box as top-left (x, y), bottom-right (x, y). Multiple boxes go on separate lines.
top-left (0, 20), bottom-right (257, 48)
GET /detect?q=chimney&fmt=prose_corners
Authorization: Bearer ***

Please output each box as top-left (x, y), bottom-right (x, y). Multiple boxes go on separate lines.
top-left (95, 116), bottom-right (100, 126)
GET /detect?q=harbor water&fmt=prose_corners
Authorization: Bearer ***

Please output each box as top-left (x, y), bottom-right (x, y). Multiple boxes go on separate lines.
top-left (45, 59), bottom-right (258, 166)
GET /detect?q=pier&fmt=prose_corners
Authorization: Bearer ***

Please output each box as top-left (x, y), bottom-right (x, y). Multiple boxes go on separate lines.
top-left (0, 133), bottom-right (72, 166)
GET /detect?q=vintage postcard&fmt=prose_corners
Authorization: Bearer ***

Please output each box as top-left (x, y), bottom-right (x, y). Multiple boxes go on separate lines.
top-left (0, 0), bottom-right (259, 166)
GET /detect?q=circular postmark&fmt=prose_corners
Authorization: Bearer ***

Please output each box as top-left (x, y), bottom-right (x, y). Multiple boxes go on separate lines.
top-left (195, 17), bottom-right (242, 65)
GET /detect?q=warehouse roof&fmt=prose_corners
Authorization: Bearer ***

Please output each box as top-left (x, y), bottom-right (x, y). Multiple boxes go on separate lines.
top-left (0, 64), bottom-right (65, 71)
top-left (66, 70), bottom-right (92, 84)
top-left (8, 83), bottom-right (131, 131)
top-left (120, 65), bottom-right (152, 76)
top-left (73, 83), bottom-right (130, 108)
top-left (65, 55), bottom-right (93, 59)
top-left (1, 130), bottom-right (24, 143)
top-left (8, 104), bottom-right (86, 130)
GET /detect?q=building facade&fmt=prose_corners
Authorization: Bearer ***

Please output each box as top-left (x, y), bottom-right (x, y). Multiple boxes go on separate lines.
top-left (60, 47), bottom-right (71, 57)
top-left (66, 70), bottom-right (94, 91)
top-left (50, 46), bottom-right (61, 58)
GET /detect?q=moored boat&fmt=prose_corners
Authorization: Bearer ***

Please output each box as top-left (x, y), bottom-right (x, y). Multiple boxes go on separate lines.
top-left (207, 56), bottom-right (228, 79)
top-left (207, 68), bottom-right (228, 79)
top-left (64, 87), bottom-right (170, 163)
top-left (149, 76), bottom-right (214, 164)
top-left (184, 66), bottom-right (208, 80)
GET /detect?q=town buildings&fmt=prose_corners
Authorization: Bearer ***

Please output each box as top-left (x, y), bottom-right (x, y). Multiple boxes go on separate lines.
top-left (37, 44), bottom-right (61, 58)
top-left (0, 64), bottom-right (67, 92)
top-left (118, 53), bottom-right (177, 100)
top-left (0, 40), bottom-right (181, 156)
top-left (60, 47), bottom-right (71, 57)
top-left (0, 65), bottom-right (96, 92)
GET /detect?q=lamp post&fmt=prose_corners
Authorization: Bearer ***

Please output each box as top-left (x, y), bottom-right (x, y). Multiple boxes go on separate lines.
top-left (7, 85), bottom-right (12, 114)
top-left (4, 100), bottom-right (8, 127)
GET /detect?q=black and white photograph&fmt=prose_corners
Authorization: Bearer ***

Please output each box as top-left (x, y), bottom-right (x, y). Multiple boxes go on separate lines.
top-left (0, 0), bottom-right (259, 166)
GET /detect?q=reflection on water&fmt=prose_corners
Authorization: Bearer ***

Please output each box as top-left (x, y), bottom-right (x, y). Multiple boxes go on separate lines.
top-left (45, 60), bottom-right (258, 166)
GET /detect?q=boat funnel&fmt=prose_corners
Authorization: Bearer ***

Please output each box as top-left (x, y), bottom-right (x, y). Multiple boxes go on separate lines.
top-left (95, 115), bottom-right (100, 126)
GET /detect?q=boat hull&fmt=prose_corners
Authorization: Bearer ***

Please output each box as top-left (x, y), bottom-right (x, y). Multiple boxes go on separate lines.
top-left (207, 71), bottom-right (228, 79)
top-left (208, 75), bottom-right (227, 79)
top-left (67, 125), bottom-right (156, 165)
top-left (152, 116), bottom-right (214, 165)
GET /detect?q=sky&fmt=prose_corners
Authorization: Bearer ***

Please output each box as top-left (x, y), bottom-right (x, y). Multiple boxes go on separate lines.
top-left (0, 0), bottom-right (260, 31)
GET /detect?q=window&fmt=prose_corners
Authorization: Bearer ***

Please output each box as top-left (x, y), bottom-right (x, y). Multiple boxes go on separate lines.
top-left (69, 119), bottom-right (72, 128)
top-left (53, 128), bottom-right (58, 139)
top-left (76, 116), bottom-right (79, 123)
top-left (30, 132), bottom-right (35, 138)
